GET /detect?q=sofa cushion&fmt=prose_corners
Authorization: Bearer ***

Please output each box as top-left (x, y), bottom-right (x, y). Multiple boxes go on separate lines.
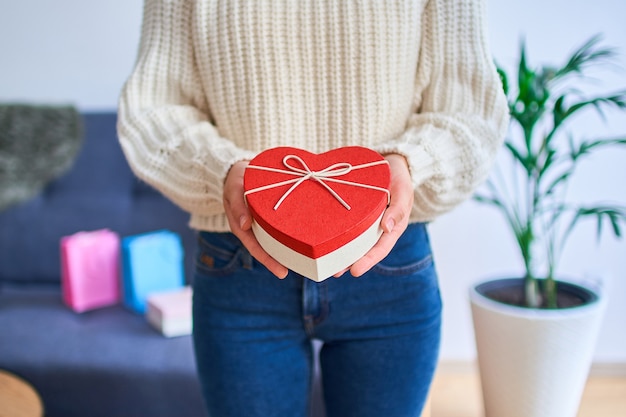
top-left (0, 285), bottom-right (207, 417)
top-left (0, 113), bottom-right (195, 284)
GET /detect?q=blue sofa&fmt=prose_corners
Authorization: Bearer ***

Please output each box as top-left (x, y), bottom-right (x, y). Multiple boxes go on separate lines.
top-left (0, 113), bottom-right (324, 417)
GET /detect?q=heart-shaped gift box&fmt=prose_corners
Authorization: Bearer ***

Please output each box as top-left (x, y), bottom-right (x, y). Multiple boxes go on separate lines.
top-left (243, 146), bottom-right (390, 281)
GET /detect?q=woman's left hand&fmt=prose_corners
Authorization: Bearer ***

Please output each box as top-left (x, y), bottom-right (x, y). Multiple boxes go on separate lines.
top-left (337, 153), bottom-right (414, 277)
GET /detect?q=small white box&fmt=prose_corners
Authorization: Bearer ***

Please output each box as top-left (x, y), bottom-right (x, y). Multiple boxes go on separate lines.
top-left (146, 287), bottom-right (192, 337)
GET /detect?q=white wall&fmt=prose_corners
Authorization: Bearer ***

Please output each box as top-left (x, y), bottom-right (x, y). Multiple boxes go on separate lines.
top-left (433, 0), bottom-right (626, 364)
top-left (1, 0), bottom-right (625, 364)
top-left (0, 0), bottom-right (143, 109)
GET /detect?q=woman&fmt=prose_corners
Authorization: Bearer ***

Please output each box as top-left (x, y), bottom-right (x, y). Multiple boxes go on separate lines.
top-left (117, 1), bottom-right (508, 416)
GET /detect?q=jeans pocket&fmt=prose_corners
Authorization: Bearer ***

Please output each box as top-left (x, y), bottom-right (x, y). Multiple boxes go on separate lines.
top-left (195, 232), bottom-right (242, 276)
top-left (372, 253), bottom-right (433, 276)
top-left (371, 223), bottom-right (434, 277)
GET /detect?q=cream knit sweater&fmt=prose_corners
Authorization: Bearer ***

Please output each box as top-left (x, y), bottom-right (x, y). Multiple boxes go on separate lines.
top-left (118, 0), bottom-right (509, 232)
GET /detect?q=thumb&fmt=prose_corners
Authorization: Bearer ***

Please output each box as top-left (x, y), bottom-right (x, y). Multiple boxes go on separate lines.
top-left (223, 161), bottom-right (252, 232)
top-left (382, 215), bottom-right (396, 234)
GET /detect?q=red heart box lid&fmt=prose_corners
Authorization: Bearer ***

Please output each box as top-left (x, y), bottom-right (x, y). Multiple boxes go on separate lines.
top-left (243, 146), bottom-right (390, 259)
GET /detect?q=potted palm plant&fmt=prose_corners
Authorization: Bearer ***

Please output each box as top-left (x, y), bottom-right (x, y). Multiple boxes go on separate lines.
top-left (470, 35), bottom-right (626, 417)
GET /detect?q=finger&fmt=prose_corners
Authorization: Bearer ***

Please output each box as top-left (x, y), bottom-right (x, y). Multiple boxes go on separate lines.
top-left (381, 200), bottom-right (408, 234)
top-left (223, 167), bottom-right (251, 230)
top-left (333, 267), bottom-right (350, 278)
top-left (227, 207), bottom-right (288, 278)
top-left (236, 227), bottom-right (289, 279)
top-left (225, 193), bottom-right (252, 233)
top-left (239, 210), bottom-right (252, 231)
top-left (349, 226), bottom-right (401, 277)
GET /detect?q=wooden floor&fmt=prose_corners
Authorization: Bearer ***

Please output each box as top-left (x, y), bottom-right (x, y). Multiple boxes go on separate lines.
top-left (427, 371), bottom-right (626, 417)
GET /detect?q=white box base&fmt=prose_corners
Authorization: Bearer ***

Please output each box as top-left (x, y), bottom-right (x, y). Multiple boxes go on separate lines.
top-left (145, 287), bottom-right (192, 338)
top-left (252, 212), bottom-right (384, 282)
top-left (146, 313), bottom-right (192, 338)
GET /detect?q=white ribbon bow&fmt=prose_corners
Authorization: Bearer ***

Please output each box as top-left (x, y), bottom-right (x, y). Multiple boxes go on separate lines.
top-left (244, 154), bottom-right (390, 210)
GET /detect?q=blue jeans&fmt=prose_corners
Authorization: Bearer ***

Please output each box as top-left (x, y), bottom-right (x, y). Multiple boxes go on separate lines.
top-left (192, 223), bottom-right (442, 417)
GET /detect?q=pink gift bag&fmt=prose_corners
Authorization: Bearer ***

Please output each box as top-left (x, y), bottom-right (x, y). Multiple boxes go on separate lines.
top-left (60, 229), bottom-right (121, 313)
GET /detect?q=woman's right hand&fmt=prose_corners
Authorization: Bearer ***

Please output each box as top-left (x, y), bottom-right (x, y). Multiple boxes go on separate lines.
top-left (223, 160), bottom-right (289, 279)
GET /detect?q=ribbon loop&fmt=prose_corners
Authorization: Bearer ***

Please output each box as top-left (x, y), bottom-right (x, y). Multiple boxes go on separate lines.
top-left (283, 155), bottom-right (352, 178)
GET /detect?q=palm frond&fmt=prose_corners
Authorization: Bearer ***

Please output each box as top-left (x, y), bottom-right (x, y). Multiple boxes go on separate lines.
top-left (554, 34), bottom-right (615, 80)
top-left (570, 137), bottom-right (626, 162)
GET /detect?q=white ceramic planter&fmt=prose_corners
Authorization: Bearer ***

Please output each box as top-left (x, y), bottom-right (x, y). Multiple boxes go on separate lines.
top-left (470, 279), bottom-right (606, 417)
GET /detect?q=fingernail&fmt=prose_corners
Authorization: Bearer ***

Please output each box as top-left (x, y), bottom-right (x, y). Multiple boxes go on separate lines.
top-left (239, 215), bottom-right (248, 229)
top-left (385, 218), bottom-right (395, 233)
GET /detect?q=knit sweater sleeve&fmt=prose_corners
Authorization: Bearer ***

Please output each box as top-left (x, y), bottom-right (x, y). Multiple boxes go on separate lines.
top-left (117, 0), bottom-right (255, 217)
top-left (375, 0), bottom-right (509, 222)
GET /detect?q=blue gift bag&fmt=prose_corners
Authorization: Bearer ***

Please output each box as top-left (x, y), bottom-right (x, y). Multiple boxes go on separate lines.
top-left (121, 230), bottom-right (185, 313)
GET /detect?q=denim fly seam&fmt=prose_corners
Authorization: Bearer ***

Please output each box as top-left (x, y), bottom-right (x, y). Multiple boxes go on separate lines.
top-left (302, 278), bottom-right (330, 336)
